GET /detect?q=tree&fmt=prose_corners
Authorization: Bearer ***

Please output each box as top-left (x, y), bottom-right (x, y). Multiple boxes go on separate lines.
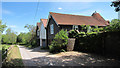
top-left (0, 20), bottom-right (7, 44)
top-left (17, 32), bottom-right (32, 44)
top-left (0, 20), bottom-right (7, 33)
top-left (2, 28), bottom-right (17, 44)
top-left (111, 0), bottom-right (120, 12)
top-left (24, 24), bottom-right (36, 34)
top-left (104, 19), bottom-right (120, 32)
top-left (24, 24), bottom-right (38, 47)
top-left (24, 24), bottom-right (36, 42)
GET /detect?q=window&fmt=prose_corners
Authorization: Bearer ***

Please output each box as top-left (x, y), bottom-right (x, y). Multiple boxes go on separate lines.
top-left (37, 30), bottom-right (39, 36)
top-left (87, 26), bottom-right (91, 33)
top-left (73, 25), bottom-right (78, 30)
top-left (50, 24), bottom-right (54, 34)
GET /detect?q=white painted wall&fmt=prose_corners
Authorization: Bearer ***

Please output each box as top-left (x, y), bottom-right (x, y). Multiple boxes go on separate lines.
top-left (39, 22), bottom-right (46, 46)
top-left (118, 11), bottom-right (120, 20)
top-left (40, 24), bottom-right (46, 39)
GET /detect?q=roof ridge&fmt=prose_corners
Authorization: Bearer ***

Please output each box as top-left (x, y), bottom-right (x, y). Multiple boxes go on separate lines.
top-left (49, 12), bottom-right (108, 26)
top-left (50, 12), bottom-right (92, 17)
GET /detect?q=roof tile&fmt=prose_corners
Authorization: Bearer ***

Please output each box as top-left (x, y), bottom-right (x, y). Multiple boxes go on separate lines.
top-left (41, 19), bottom-right (48, 28)
top-left (50, 12), bottom-right (109, 26)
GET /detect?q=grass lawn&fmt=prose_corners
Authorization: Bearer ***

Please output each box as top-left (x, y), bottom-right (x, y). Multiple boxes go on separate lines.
top-left (3, 45), bottom-right (24, 67)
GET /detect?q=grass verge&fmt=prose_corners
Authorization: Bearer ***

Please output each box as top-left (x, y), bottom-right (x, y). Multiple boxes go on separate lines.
top-left (2, 44), bottom-right (11, 61)
top-left (2, 45), bottom-right (24, 68)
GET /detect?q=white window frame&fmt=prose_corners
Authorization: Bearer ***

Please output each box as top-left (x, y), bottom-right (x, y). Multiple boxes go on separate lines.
top-left (50, 24), bottom-right (54, 34)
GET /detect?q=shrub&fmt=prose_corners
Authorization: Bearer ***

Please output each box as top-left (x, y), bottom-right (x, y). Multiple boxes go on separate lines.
top-left (68, 30), bottom-right (78, 38)
top-left (49, 29), bottom-right (68, 53)
top-left (104, 19), bottom-right (120, 32)
top-left (78, 32), bottom-right (86, 37)
top-left (70, 25), bottom-right (104, 53)
top-left (74, 32), bottom-right (103, 53)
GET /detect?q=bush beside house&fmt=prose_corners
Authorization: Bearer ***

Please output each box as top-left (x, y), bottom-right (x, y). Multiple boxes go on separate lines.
top-left (49, 29), bottom-right (68, 53)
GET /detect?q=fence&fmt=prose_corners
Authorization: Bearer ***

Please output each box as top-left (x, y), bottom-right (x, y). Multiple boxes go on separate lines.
top-left (104, 31), bottom-right (120, 57)
top-left (2, 45), bottom-right (14, 64)
top-left (74, 31), bottom-right (120, 57)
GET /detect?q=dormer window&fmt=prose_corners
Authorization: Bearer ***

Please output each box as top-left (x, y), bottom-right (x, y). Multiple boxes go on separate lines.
top-left (50, 24), bottom-right (54, 34)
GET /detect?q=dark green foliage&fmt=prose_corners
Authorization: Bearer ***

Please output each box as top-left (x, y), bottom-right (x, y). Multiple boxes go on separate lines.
top-left (24, 24), bottom-right (38, 48)
top-left (74, 33), bottom-right (103, 53)
top-left (0, 20), bottom-right (7, 44)
top-left (78, 32), bottom-right (86, 37)
top-left (0, 20), bottom-right (7, 33)
top-left (17, 32), bottom-right (32, 45)
top-left (73, 19), bottom-right (120, 54)
top-left (17, 24), bottom-right (38, 48)
top-left (2, 45), bottom-right (10, 61)
top-left (104, 19), bottom-right (120, 32)
top-left (111, 1), bottom-right (120, 12)
top-left (49, 29), bottom-right (68, 53)
top-left (2, 28), bottom-right (17, 44)
top-left (69, 25), bottom-right (104, 53)
top-left (68, 30), bottom-right (79, 38)
top-left (69, 25), bottom-right (102, 38)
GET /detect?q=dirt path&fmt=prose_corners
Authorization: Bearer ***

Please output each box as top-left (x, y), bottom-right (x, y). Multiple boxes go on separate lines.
top-left (18, 45), bottom-right (120, 67)
top-left (18, 45), bottom-right (49, 67)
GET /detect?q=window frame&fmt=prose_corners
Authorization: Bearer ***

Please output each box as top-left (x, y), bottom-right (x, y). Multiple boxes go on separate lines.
top-left (50, 24), bottom-right (54, 34)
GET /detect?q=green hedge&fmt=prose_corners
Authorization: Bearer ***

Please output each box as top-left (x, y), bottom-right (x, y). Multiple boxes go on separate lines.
top-left (74, 33), bottom-right (104, 53)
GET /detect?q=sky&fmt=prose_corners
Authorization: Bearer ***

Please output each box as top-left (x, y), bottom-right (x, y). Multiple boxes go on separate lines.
top-left (2, 2), bottom-right (118, 35)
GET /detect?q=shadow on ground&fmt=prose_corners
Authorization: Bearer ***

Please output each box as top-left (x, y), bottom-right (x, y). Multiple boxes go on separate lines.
top-left (2, 53), bottom-right (120, 68)
top-left (24, 46), bottom-right (49, 53)
top-left (12, 46), bottom-right (120, 68)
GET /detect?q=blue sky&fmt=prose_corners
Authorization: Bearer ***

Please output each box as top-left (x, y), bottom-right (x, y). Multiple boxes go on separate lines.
top-left (2, 2), bottom-right (118, 35)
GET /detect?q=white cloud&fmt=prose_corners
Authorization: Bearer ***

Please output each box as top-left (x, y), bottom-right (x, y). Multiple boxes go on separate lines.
top-left (2, 9), bottom-right (13, 15)
top-left (58, 7), bottom-right (62, 10)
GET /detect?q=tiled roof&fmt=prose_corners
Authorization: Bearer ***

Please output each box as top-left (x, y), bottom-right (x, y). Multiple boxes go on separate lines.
top-left (50, 12), bottom-right (109, 26)
top-left (40, 19), bottom-right (48, 28)
top-left (37, 22), bottom-right (40, 27)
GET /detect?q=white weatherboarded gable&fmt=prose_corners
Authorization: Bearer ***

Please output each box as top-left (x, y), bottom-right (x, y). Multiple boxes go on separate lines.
top-left (39, 22), bottom-right (46, 47)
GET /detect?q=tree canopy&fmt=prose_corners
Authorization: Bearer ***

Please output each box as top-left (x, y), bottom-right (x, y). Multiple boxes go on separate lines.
top-left (2, 28), bottom-right (17, 44)
top-left (0, 20), bottom-right (7, 44)
top-left (111, 0), bottom-right (120, 12)
top-left (104, 19), bottom-right (120, 32)
top-left (0, 20), bottom-right (7, 33)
